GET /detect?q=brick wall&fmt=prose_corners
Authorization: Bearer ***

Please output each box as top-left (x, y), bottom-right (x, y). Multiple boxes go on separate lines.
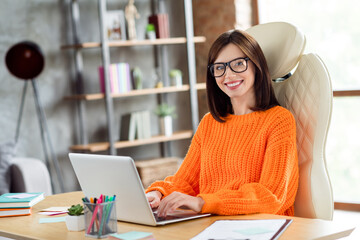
top-left (193, 0), bottom-right (237, 118)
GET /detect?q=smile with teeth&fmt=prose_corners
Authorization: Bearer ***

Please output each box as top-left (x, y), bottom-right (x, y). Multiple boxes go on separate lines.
top-left (226, 80), bottom-right (243, 87)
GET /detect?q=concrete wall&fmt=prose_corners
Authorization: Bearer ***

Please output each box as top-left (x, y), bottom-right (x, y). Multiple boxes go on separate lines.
top-left (0, 1), bottom-right (75, 193)
top-left (0, 0), bottom-right (238, 194)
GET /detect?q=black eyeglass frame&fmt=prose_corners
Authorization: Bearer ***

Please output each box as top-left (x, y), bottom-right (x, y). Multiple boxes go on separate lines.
top-left (208, 57), bottom-right (250, 78)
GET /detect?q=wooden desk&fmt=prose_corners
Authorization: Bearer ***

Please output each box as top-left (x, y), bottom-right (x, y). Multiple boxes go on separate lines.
top-left (0, 192), bottom-right (355, 240)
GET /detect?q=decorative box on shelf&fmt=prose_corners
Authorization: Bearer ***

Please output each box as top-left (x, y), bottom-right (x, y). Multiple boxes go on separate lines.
top-left (135, 157), bottom-right (181, 188)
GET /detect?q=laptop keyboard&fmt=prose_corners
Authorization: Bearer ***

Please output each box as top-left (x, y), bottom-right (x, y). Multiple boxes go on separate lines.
top-left (153, 212), bottom-right (184, 222)
top-left (152, 209), bottom-right (200, 222)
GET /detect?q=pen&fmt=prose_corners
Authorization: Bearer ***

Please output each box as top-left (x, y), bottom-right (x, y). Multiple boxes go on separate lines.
top-left (97, 195), bottom-right (105, 237)
top-left (106, 195), bottom-right (116, 223)
top-left (86, 200), bottom-right (100, 234)
top-left (91, 197), bottom-right (100, 232)
top-left (99, 202), bottom-right (108, 236)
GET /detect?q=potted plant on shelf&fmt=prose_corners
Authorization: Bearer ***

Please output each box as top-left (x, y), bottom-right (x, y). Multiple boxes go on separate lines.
top-left (155, 103), bottom-right (177, 137)
top-left (65, 204), bottom-right (85, 231)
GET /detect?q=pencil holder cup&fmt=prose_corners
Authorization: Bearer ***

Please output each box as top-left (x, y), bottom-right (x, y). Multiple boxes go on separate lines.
top-left (84, 201), bottom-right (117, 239)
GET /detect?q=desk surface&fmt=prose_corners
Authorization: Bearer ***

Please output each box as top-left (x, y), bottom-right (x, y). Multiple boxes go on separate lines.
top-left (0, 191), bottom-right (355, 240)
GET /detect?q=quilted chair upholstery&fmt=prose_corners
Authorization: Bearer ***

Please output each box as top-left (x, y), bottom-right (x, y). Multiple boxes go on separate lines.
top-left (247, 22), bottom-right (334, 220)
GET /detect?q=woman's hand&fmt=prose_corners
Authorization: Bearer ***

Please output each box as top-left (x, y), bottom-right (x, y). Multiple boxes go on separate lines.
top-left (156, 191), bottom-right (205, 217)
top-left (146, 190), bottom-right (162, 208)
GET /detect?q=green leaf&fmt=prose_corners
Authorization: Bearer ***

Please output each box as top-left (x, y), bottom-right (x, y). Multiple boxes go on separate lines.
top-left (67, 204), bottom-right (84, 216)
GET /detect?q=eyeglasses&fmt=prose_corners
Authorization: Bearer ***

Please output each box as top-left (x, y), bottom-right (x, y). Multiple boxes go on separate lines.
top-left (208, 57), bottom-right (250, 77)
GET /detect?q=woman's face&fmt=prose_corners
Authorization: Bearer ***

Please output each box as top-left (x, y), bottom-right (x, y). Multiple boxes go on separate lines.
top-left (213, 43), bottom-right (256, 104)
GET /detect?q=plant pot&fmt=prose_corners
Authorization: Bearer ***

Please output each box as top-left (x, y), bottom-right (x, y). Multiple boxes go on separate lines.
top-left (160, 116), bottom-right (173, 137)
top-left (65, 215), bottom-right (85, 231)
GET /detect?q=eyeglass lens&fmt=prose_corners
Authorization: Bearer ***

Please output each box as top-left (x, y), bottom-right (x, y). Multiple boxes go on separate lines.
top-left (210, 58), bottom-right (248, 77)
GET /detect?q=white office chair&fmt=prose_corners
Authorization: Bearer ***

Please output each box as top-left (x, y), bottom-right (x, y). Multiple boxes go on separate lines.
top-left (10, 157), bottom-right (53, 196)
top-left (247, 22), bottom-right (334, 220)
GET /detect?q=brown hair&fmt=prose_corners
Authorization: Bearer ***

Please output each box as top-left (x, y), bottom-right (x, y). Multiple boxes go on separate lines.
top-left (206, 29), bottom-right (279, 122)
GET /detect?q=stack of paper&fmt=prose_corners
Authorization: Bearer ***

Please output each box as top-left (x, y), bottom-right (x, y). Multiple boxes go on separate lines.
top-left (191, 219), bottom-right (292, 240)
top-left (38, 207), bottom-right (69, 216)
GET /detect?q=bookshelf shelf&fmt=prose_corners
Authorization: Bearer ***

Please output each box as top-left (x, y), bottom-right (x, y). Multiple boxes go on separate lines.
top-left (70, 130), bottom-right (193, 152)
top-left (65, 0), bottom-right (203, 157)
top-left (64, 83), bottom-right (206, 101)
top-left (61, 36), bottom-right (206, 50)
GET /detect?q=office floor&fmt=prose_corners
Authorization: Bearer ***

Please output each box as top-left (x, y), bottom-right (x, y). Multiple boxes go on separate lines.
top-left (333, 210), bottom-right (360, 239)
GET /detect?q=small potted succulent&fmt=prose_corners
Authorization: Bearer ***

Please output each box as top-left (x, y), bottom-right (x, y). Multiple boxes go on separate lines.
top-left (155, 103), bottom-right (177, 137)
top-left (65, 204), bottom-right (85, 231)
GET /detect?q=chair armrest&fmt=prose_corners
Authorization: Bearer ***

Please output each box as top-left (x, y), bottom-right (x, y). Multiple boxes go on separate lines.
top-left (10, 157), bottom-right (53, 196)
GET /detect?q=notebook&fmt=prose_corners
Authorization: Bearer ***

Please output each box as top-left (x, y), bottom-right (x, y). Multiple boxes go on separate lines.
top-left (68, 153), bottom-right (210, 226)
top-left (0, 207), bottom-right (31, 217)
top-left (0, 192), bottom-right (44, 208)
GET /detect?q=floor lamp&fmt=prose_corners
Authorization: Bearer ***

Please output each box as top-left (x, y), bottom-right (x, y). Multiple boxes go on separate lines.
top-left (5, 41), bottom-right (65, 192)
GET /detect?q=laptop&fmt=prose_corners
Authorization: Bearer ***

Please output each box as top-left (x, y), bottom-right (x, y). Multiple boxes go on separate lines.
top-left (68, 153), bottom-right (211, 226)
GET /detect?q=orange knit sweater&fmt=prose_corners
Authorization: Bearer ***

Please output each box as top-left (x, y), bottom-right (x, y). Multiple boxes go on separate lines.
top-left (146, 106), bottom-right (299, 216)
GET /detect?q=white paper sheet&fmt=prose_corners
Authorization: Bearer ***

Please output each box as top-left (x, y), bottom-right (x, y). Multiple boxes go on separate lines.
top-left (191, 219), bottom-right (292, 240)
top-left (5, 193), bottom-right (37, 199)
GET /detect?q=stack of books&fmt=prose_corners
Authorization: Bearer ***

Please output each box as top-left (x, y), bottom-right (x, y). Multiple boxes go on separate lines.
top-left (120, 111), bottom-right (151, 141)
top-left (0, 192), bottom-right (44, 217)
top-left (148, 14), bottom-right (170, 38)
top-left (99, 63), bottom-right (132, 94)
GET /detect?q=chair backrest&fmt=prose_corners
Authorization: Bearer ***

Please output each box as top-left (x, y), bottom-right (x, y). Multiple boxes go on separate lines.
top-left (247, 22), bottom-right (334, 220)
top-left (10, 157), bottom-right (53, 196)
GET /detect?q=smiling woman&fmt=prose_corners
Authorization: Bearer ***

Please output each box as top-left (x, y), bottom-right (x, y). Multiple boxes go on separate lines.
top-left (206, 30), bottom-right (279, 121)
top-left (145, 29), bottom-right (299, 218)
top-left (210, 44), bottom-right (256, 116)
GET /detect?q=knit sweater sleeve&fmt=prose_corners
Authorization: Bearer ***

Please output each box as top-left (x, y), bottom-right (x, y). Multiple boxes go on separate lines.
top-left (145, 116), bottom-right (205, 197)
top-left (199, 111), bottom-right (299, 215)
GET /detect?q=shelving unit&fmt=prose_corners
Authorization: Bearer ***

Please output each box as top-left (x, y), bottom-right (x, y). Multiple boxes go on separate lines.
top-left (64, 83), bottom-right (206, 101)
top-left (61, 36), bottom-right (206, 49)
top-left (64, 0), bottom-right (205, 157)
top-left (70, 130), bottom-right (193, 152)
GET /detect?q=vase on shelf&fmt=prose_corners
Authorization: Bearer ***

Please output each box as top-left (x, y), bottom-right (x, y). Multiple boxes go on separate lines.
top-left (160, 116), bottom-right (173, 137)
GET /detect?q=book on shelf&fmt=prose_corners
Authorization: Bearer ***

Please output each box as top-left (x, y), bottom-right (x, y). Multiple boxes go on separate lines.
top-left (148, 14), bottom-right (170, 38)
top-left (99, 63), bottom-right (131, 94)
top-left (110, 64), bottom-right (119, 93)
top-left (120, 113), bottom-right (133, 141)
top-left (0, 192), bottom-right (44, 208)
top-left (0, 207), bottom-right (31, 217)
top-left (120, 111), bottom-right (152, 141)
top-left (117, 63), bottom-right (131, 93)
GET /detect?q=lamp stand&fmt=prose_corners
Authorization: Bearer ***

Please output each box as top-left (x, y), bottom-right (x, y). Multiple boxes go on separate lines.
top-left (15, 80), bottom-right (65, 193)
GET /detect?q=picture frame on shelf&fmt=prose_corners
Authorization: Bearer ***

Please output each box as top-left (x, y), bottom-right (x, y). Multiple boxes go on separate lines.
top-left (106, 10), bottom-right (127, 41)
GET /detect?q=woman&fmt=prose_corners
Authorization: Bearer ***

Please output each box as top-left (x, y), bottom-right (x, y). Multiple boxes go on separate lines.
top-left (146, 29), bottom-right (299, 217)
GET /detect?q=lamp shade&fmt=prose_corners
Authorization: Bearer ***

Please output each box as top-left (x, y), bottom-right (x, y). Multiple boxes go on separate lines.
top-left (5, 41), bottom-right (44, 80)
